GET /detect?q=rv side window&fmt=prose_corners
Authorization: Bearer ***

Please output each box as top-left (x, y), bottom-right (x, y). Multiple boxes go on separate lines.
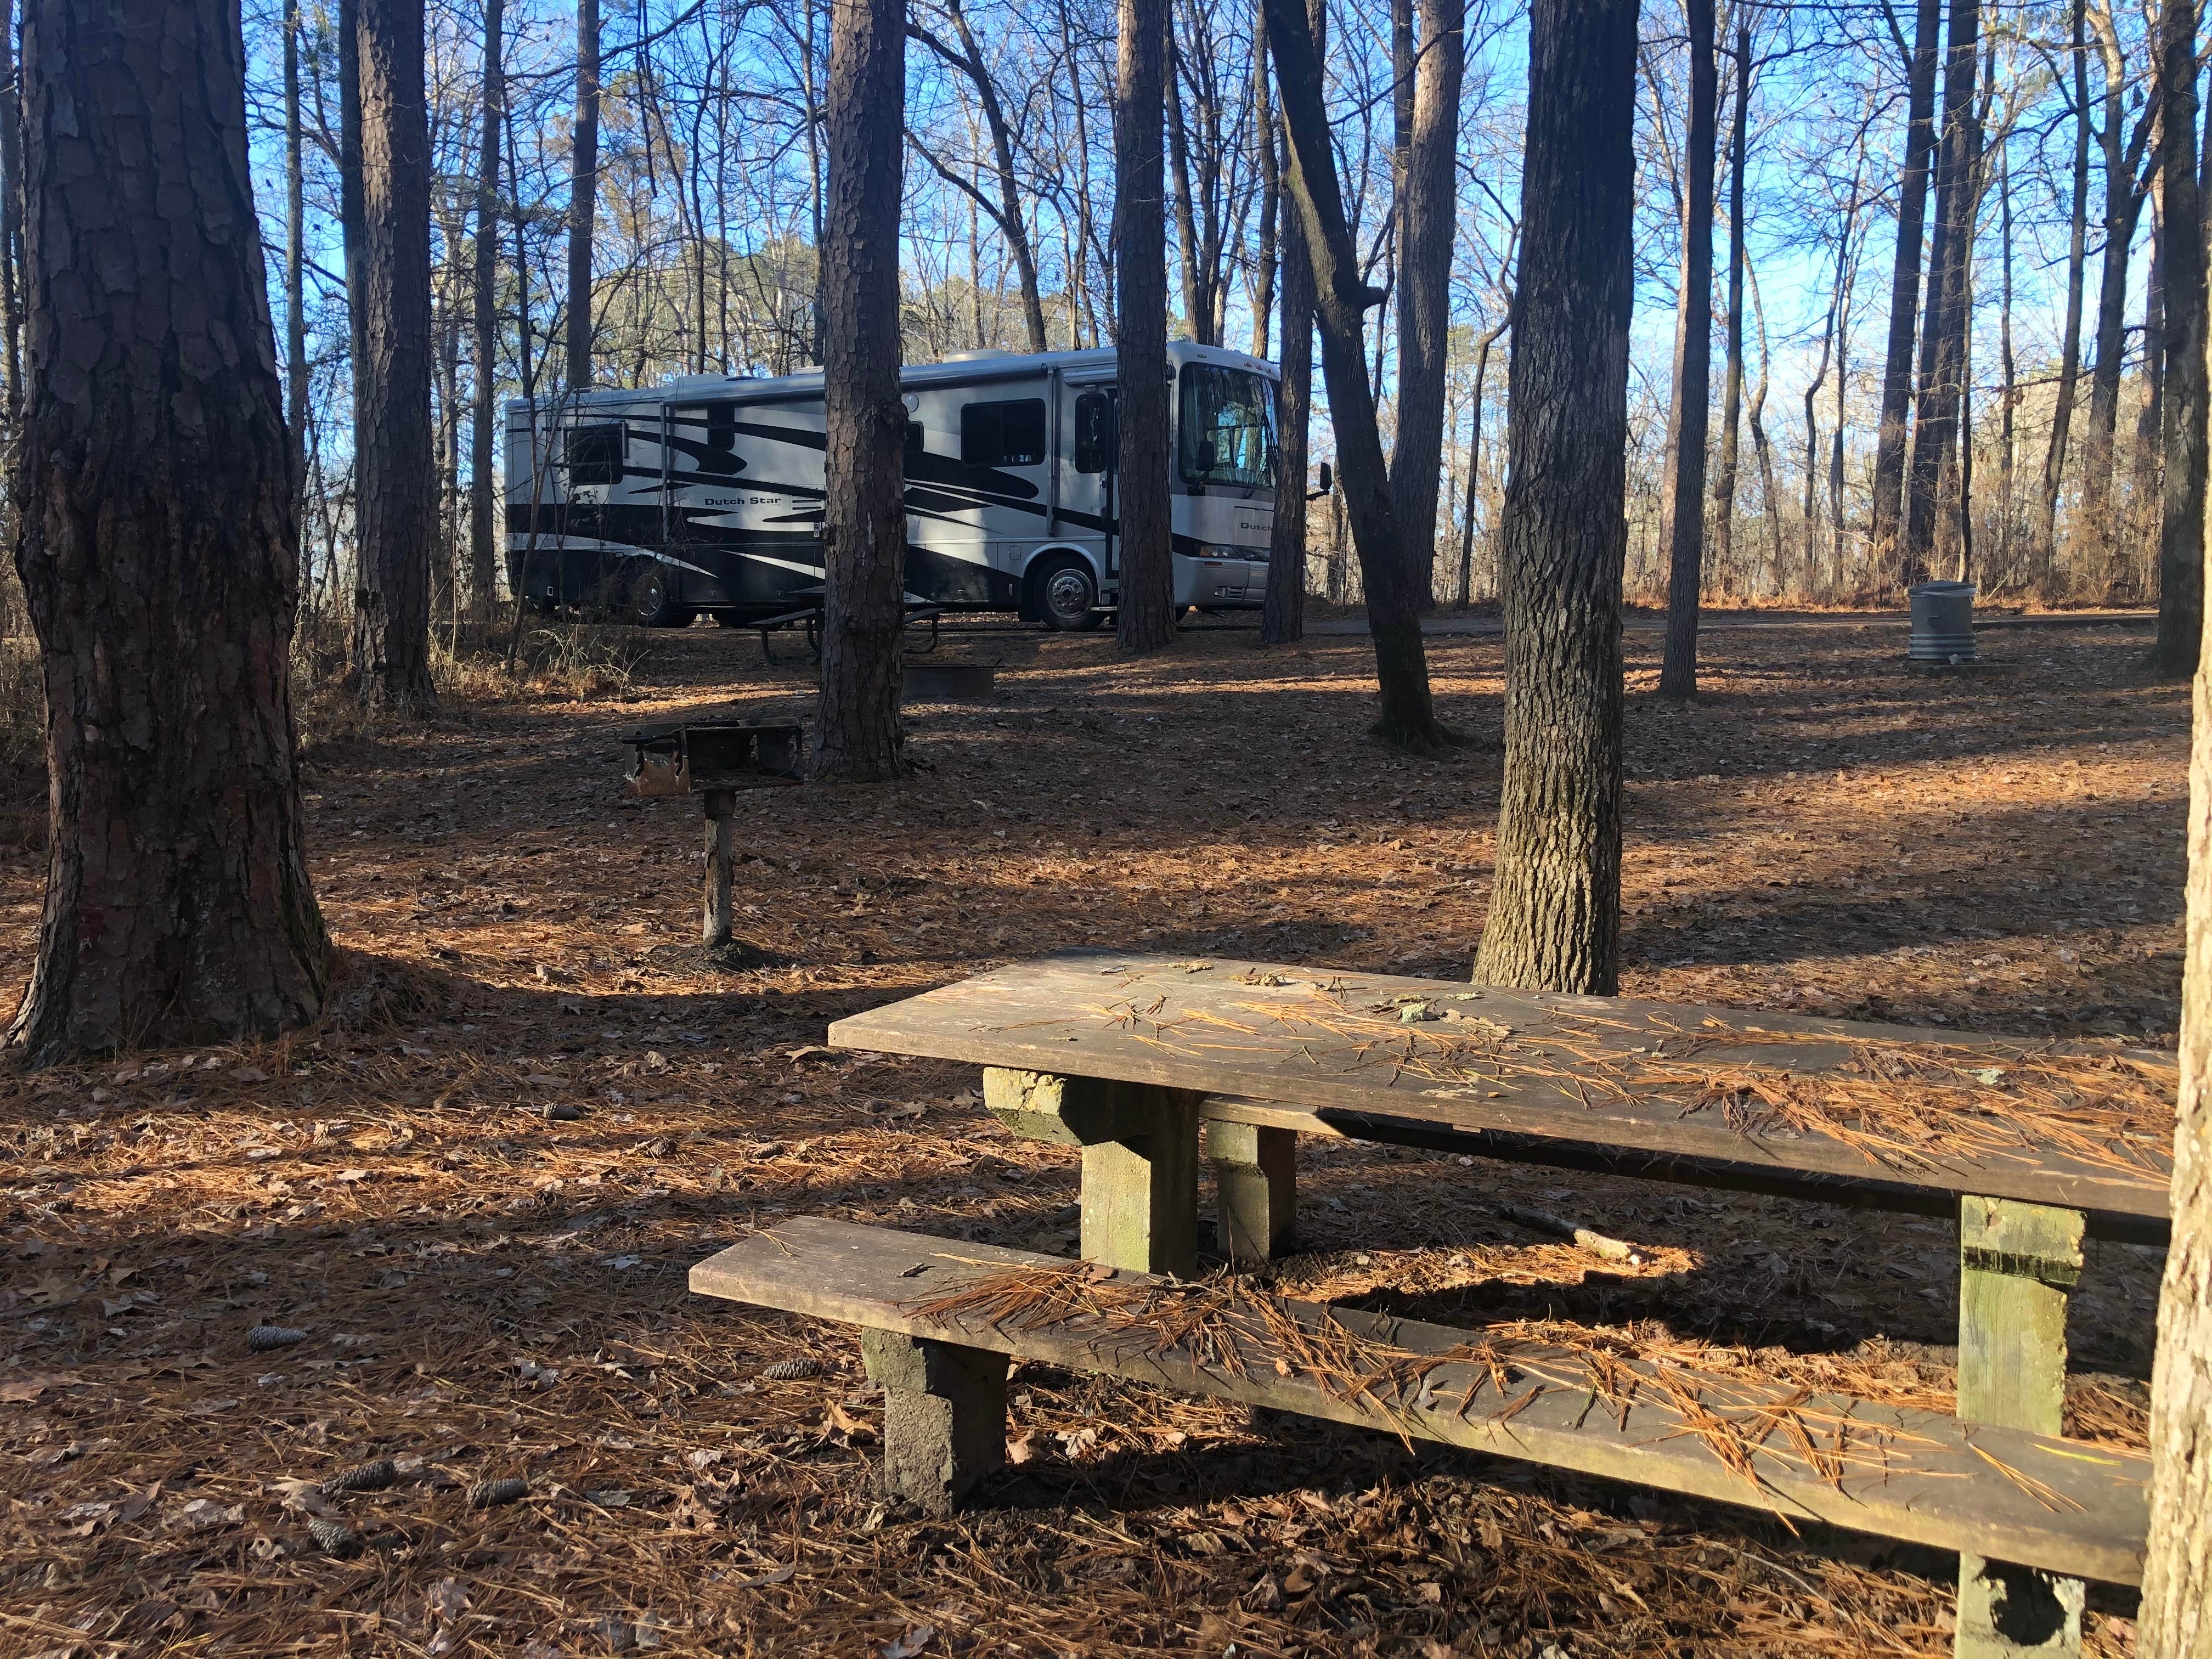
top-left (706, 404), bottom-right (736, 452)
top-left (960, 398), bottom-right (1046, 468)
top-left (1074, 391), bottom-right (1115, 474)
top-left (565, 423), bottom-right (626, 485)
top-left (905, 421), bottom-right (924, 455)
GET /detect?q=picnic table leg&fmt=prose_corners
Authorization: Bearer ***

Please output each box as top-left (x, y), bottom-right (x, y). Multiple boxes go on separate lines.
top-left (1207, 1121), bottom-right (1296, 1263)
top-left (1953, 1195), bottom-right (2086, 1659)
top-left (701, 788), bottom-right (737, 949)
top-left (859, 1328), bottom-right (1008, 1516)
top-left (984, 1068), bottom-right (1202, 1276)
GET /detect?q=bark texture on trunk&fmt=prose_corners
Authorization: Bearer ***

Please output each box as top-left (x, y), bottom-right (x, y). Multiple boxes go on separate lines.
top-left (1114, 0), bottom-right (1176, 652)
top-left (812, 0), bottom-right (908, 781)
top-left (2080, 8), bottom-right (2154, 591)
top-left (1471, 0), bottom-right (1637, 995)
top-left (12, 0), bottom-right (330, 1062)
top-left (2035, 0), bottom-right (2092, 580)
top-left (1250, 15), bottom-right (1278, 360)
top-left (1869, 0), bottom-right (1943, 586)
top-left (0, 0), bottom-right (21, 410)
top-left (282, 0), bottom-right (307, 503)
top-left (1903, 0), bottom-right (1980, 586)
top-left (349, 0), bottom-right (438, 712)
top-left (1657, 0), bottom-right (1715, 699)
top-left (1265, 0), bottom-right (1444, 749)
top-left (2145, 0), bottom-right (2212, 1587)
top-left (469, 0), bottom-right (505, 616)
top-left (1387, 0), bottom-right (1465, 611)
top-left (567, 0), bottom-right (600, 388)
top-left (2151, 0), bottom-right (2204, 682)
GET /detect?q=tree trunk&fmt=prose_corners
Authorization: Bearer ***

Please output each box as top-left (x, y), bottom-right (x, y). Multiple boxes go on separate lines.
top-left (349, 0), bottom-right (438, 713)
top-left (1263, 96), bottom-right (1311, 641)
top-left (469, 0), bottom-right (505, 618)
top-left (1903, 0), bottom-right (1980, 587)
top-left (1869, 0), bottom-right (1943, 586)
top-left (10, 0), bottom-right (330, 1062)
top-left (1388, 0), bottom-right (1465, 612)
top-left (812, 0), bottom-right (908, 780)
top-left (1114, 0), bottom-right (1176, 651)
top-left (1657, 0), bottom-right (1715, 698)
top-left (1999, 132), bottom-right (2017, 582)
top-left (567, 0), bottom-right (600, 389)
top-left (2149, 0), bottom-right (2204, 681)
top-left (2136, 180), bottom-right (2168, 594)
top-left (1708, 15), bottom-right (1748, 598)
top-left (1250, 12), bottom-right (1278, 360)
top-left (2144, 0), bottom-right (2212, 1609)
top-left (1164, 27), bottom-right (1206, 345)
top-left (283, 0), bottom-right (308, 508)
top-left (2034, 0), bottom-right (2092, 584)
top-left (1458, 318), bottom-right (1505, 608)
top-left (1265, 0), bottom-right (1446, 750)
top-left (1747, 264), bottom-right (1781, 591)
top-left (340, 0), bottom-right (366, 394)
top-left (1471, 0), bottom-right (1637, 994)
top-left (2080, 7), bottom-right (2153, 592)
top-left (0, 0), bottom-right (21, 413)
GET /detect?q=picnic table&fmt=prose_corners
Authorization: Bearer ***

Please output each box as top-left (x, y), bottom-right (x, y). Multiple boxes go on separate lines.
top-left (691, 952), bottom-right (2176, 1657)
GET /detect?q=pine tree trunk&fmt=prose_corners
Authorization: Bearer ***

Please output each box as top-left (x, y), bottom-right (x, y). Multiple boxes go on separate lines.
top-left (2144, 0), bottom-right (2212, 1602)
top-left (10, 0), bottom-right (330, 1063)
top-left (1388, 0), bottom-right (1464, 613)
top-left (1471, 0), bottom-right (1637, 995)
top-left (1265, 0), bottom-right (1444, 749)
top-left (469, 0), bottom-right (504, 618)
top-left (0, 0), bottom-right (21, 414)
top-left (283, 0), bottom-right (308, 510)
top-left (567, 0), bottom-right (600, 390)
top-left (1903, 0), bottom-right (1980, 587)
top-left (1165, 26), bottom-right (1206, 346)
top-left (1708, 19), bottom-right (1747, 599)
top-left (2149, 0), bottom-right (2204, 683)
top-left (1657, 0), bottom-right (1714, 698)
top-left (812, 0), bottom-right (907, 781)
top-left (349, 0), bottom-right (438, 712)
top-left (2136, 183), bottom-right (2168, 595)
top-left (1114, 0), bottom-right (1176, 652)
top-left (1869, 0), bottom-right (1943, 586)
top-left (2034, 0), bottom-right (2092, 585)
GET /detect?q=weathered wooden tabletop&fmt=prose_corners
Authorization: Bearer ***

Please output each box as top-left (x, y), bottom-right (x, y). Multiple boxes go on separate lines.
top-left (829, 952), bottom-right (2176, 1221)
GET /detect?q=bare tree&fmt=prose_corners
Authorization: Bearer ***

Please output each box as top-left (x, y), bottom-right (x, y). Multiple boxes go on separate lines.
top-left (2147, 0), bottom-right (2203, 679)
top-left (2032, 0), bottom-right (2092, 580)
top-left (350, 0), bottom-right (439, 712)
top-left (1263, 33), bottom-right (1312, 647)
top-left (1114, 0), bottom-right (1177, 651)
top-left (1472, 0), bottom-right (1638, 992)
top-left (1388, 0), bottom-right (1465, 608)
top-left (1657, 0), bottom-right (1716, 697)
top-left (568, 0), bottom-right (601, 388)
top-left (1902, 0), bottom-right (1980, 585)
top-left (1869, 0), bottom-right (1942, 585)
top-left (12, 0), bottom-right (329, 1060)
top-left (1265, 0), bottom-right (1448, 749)
top-left (814, 0), bottom-right (909, 779)
top-left (469, 0), bottom-right (506, 616)
top-left (1708, 10), bottom-right (1749, 596)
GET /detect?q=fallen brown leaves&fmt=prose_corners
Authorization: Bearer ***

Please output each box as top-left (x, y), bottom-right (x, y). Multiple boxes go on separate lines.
top-left (0, 615), bottom-right (2177, 1655)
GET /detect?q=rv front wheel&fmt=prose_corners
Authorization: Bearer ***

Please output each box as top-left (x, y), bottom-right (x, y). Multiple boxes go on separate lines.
top-left (622, 561), bottom-right (693, 629)
top-left (1032, 555), bottom-right (1103, 632)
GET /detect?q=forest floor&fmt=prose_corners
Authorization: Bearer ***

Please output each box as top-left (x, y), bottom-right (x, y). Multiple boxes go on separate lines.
top-left (0, 610), bottom-right (2185, 1658)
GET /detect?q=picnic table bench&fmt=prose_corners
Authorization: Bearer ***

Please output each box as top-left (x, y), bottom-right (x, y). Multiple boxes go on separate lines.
top-left (691, 952), bottom-right (2176, 1656)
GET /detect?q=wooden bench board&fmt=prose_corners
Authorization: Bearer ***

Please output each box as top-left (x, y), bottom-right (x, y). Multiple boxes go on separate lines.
top-left (828, 953), bottom-right (2174, 1222)
top-left (691, 1217), bottom-right (2150, 1585)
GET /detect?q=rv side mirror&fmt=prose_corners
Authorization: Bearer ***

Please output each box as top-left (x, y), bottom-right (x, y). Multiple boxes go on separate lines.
top-left (1317, 461), bottom-right (1334, 495)
top-left (1196, 439), bottom-right (1218, 474)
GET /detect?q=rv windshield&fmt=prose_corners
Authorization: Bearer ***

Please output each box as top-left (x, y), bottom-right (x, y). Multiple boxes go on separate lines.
top-left (1178, 365), bottom-right (1276, 492)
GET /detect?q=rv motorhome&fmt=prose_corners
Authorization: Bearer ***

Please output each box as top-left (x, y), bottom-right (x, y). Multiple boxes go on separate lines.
top-left (504, 341), bottom-right (1287, 630)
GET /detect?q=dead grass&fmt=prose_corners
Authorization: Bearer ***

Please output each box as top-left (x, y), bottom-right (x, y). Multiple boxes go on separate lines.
top-left (0, 612), bottom-right (2180, 1656)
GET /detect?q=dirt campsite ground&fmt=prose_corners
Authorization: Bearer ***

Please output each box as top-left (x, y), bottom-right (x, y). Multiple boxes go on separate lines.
top-left (0, 610), bottom-right (2187, 1657)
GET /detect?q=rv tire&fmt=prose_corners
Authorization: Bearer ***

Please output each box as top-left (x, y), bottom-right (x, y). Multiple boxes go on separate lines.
top-left (621, 560), bottom-right (692, 628)
top-left (1031, 554), bottom-right (1103, 632)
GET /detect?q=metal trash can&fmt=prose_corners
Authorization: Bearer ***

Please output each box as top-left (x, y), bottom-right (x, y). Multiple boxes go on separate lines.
top-left (1908, 579), bottom-right (1977, 663)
